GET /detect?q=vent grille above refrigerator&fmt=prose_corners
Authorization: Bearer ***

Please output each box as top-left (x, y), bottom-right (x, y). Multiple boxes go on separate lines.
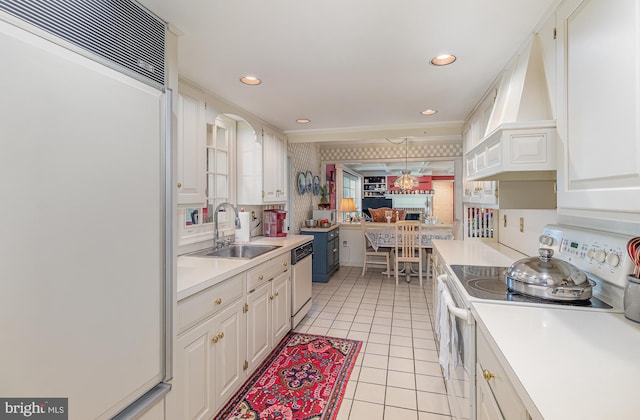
top-left (0, 0), bottom-right (165, 88)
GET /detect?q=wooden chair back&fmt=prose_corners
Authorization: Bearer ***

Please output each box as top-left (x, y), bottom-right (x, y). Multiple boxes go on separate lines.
top-left (394, 221), bottom-right (422, 262)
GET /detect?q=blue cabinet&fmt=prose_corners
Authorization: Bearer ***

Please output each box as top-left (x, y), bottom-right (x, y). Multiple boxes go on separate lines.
top-left (301, 226), bottom-right (340, 282)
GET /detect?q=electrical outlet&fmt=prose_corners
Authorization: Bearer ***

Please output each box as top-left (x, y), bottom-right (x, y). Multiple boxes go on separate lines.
top-left (343, 240), bottom-right (347, 247)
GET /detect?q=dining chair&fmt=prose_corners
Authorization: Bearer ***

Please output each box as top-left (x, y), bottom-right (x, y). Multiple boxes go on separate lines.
top-left (394, 220), bottom-right (423, 286)
top-left (359, 218), bottom-right (391, 278)
top-left (452, 218), bottom-right (461, 239)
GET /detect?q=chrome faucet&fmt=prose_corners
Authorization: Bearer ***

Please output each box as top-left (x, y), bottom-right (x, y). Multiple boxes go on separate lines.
top-left (214, 202), bottom-right (242, 249)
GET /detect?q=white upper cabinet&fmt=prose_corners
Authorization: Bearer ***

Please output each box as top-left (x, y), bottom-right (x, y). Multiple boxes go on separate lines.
top-left (464, 35), bottom-right (557, 182)
top-left (556, 0), bottom-right (640, 221)
top-left (237, 124), bottom-right (287, 205)
top-left (177, 84), bottom-right (206, 204)
top-left (465, 123), bottom-right (557, 182)
top-left (262, 126), bottom-right (287, 203)
top-left (236, 120), bottom-right (262, 205)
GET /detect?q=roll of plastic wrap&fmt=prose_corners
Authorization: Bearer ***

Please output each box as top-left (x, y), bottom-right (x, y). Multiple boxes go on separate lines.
top-left (235, 212), bottom-right (251, 243)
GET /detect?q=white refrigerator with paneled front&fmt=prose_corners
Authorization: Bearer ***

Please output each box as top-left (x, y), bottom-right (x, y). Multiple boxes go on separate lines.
top-left (0, 3), bottom-right (172, 419)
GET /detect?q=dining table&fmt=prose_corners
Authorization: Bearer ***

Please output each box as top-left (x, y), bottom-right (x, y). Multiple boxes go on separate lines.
top-left (363, 223), bottom-right (455, 281)
top-left (364, 224), bottom-right (454, 252)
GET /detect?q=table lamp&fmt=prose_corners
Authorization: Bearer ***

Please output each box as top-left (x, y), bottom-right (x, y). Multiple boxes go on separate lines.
top-left (339, 197), bottom-right (356, 223)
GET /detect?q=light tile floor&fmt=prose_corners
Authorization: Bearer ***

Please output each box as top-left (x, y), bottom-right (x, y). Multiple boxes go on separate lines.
top-left (293, 266), bottom-right (452, 420)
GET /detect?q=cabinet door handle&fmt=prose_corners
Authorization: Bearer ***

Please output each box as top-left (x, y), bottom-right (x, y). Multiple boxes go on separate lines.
top-left (482, 369), bottom-right (495, 381)
top-left (215, 298), bottom-right (222, 305)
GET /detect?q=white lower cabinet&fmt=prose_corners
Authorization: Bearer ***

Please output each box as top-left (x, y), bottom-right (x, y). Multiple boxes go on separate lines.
top-left (171, 251), bottom-right (293, 419)
top-left (214, 301), bottom-right (246, 408)
top-left (171, 272), bottom-right (246, 420)
top-left (246, 280), bottom-right (271, 371)
top-left (173, 298), bottom-right (245, 419)
top-left (271, 271), bottom-right (291, 344)
top-left (476, 364), bottom-right (504, 420)
top-left (246, 261), bottom-right (291, 375)
top-left (137, 398), bottom-right (165, 420)
top-left (476, 328), bottom-right (530, 420)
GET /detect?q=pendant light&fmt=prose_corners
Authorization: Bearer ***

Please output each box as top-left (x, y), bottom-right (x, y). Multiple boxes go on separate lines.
top-left (393, 138), bottom-right (419, 190)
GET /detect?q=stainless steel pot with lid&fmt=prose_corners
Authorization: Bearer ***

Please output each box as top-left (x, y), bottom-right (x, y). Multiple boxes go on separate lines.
top-left (506, 248), bottom-right (595, 301)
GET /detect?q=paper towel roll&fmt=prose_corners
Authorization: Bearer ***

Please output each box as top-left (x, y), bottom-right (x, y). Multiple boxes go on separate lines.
top-left (235, 212), bottom-right (251, 243)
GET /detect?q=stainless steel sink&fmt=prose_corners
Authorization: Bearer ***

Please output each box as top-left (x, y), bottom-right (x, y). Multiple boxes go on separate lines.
top-left (187, 244), bottom-right (281, 259)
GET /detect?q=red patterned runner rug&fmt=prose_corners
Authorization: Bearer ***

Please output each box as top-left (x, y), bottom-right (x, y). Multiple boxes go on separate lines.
top-left (215, 332), bottom-right (362, 420)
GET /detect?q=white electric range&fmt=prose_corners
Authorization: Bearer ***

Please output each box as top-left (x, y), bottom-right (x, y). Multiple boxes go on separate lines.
top-left (433, 224), bottom-right (636, 420)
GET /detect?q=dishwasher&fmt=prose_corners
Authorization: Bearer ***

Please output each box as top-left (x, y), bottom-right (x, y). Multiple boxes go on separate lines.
top-left (291, 241), bottom-right (313, 328)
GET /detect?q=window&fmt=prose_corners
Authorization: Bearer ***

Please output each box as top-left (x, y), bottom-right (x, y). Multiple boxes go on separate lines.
top-left (342, 170), bottom-right (362, 221)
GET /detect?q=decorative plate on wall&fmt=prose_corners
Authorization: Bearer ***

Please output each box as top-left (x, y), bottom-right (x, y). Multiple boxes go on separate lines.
top-left (306, 171), bottom-right (313, 193)
top-left (313, 176), bottom-right (321, 195)
top-left (297, 172), bottom-right (306, 195)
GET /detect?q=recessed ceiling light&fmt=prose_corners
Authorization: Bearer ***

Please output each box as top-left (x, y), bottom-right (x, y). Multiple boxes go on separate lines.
top-left (430, 54), bottom-right (456, 66)
top-left (240, 76), bottom-right (261, 85)
top-left (296, 119), bottom-right (311, 124)
top-left (421, 109), bottom-right (438, 115)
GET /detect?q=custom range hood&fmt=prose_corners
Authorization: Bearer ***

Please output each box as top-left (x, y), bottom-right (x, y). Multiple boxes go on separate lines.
top-left (466, 34), bottom-right (557, 182)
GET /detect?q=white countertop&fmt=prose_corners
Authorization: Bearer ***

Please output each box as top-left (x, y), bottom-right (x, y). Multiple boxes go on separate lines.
top-left (432, 239), bottom-right (640, 419)
top-left (431, 238), bottom-right (527, 267)
top-left (473, 302), bottom-right (640, 420)
top-left (177, 235), bottom-right (312, 300)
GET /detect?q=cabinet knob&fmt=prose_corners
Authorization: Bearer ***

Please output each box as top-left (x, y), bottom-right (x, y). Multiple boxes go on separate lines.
top-left (283, 261), bottom-right (288, 266)
top-left (269, 295), bottom-right (274, 300)
top-left (258, 275), bottom-right (264, 280)
top-left (215, 298), bottom-right (222, 305)
top-left (177, 182), bottom-right (182, 188)
top-left (212, 336), bottom-right (219, 343)
top-left (218, 332), bottom-right (224, 339)
top-left (274, 292), bottom-right (279, 297)
top-left (482, 369), bottom-right (495, 381)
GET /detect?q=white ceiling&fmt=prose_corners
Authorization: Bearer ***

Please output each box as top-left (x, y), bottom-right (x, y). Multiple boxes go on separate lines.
top-left (139, 0), bottom-right (557, 134)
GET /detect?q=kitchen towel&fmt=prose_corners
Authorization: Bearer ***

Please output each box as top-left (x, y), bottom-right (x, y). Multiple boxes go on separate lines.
top-left (436, 276), bottom-right (460, 381)
top-left (436, 280), bottom-right (451, 379)
top-left (235, 212), bottom-right (251, 243)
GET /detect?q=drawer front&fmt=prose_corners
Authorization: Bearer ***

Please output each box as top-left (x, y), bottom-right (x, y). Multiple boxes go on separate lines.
top-left (477, 330), bottom-right (528, 420)
top-left (178, 273), bottom-right (244, 334)
top-left (247, 253), bottom-right (290, 292)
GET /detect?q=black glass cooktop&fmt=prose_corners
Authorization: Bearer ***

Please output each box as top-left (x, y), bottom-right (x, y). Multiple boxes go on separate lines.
top-left (450, 264), bottom-right (613, 309)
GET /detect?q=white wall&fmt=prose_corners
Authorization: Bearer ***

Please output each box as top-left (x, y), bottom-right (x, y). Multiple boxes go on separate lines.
top-left (339, 225), bottom-right (364, 267)
top-left (497, 209), bottom-right (558, 256)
